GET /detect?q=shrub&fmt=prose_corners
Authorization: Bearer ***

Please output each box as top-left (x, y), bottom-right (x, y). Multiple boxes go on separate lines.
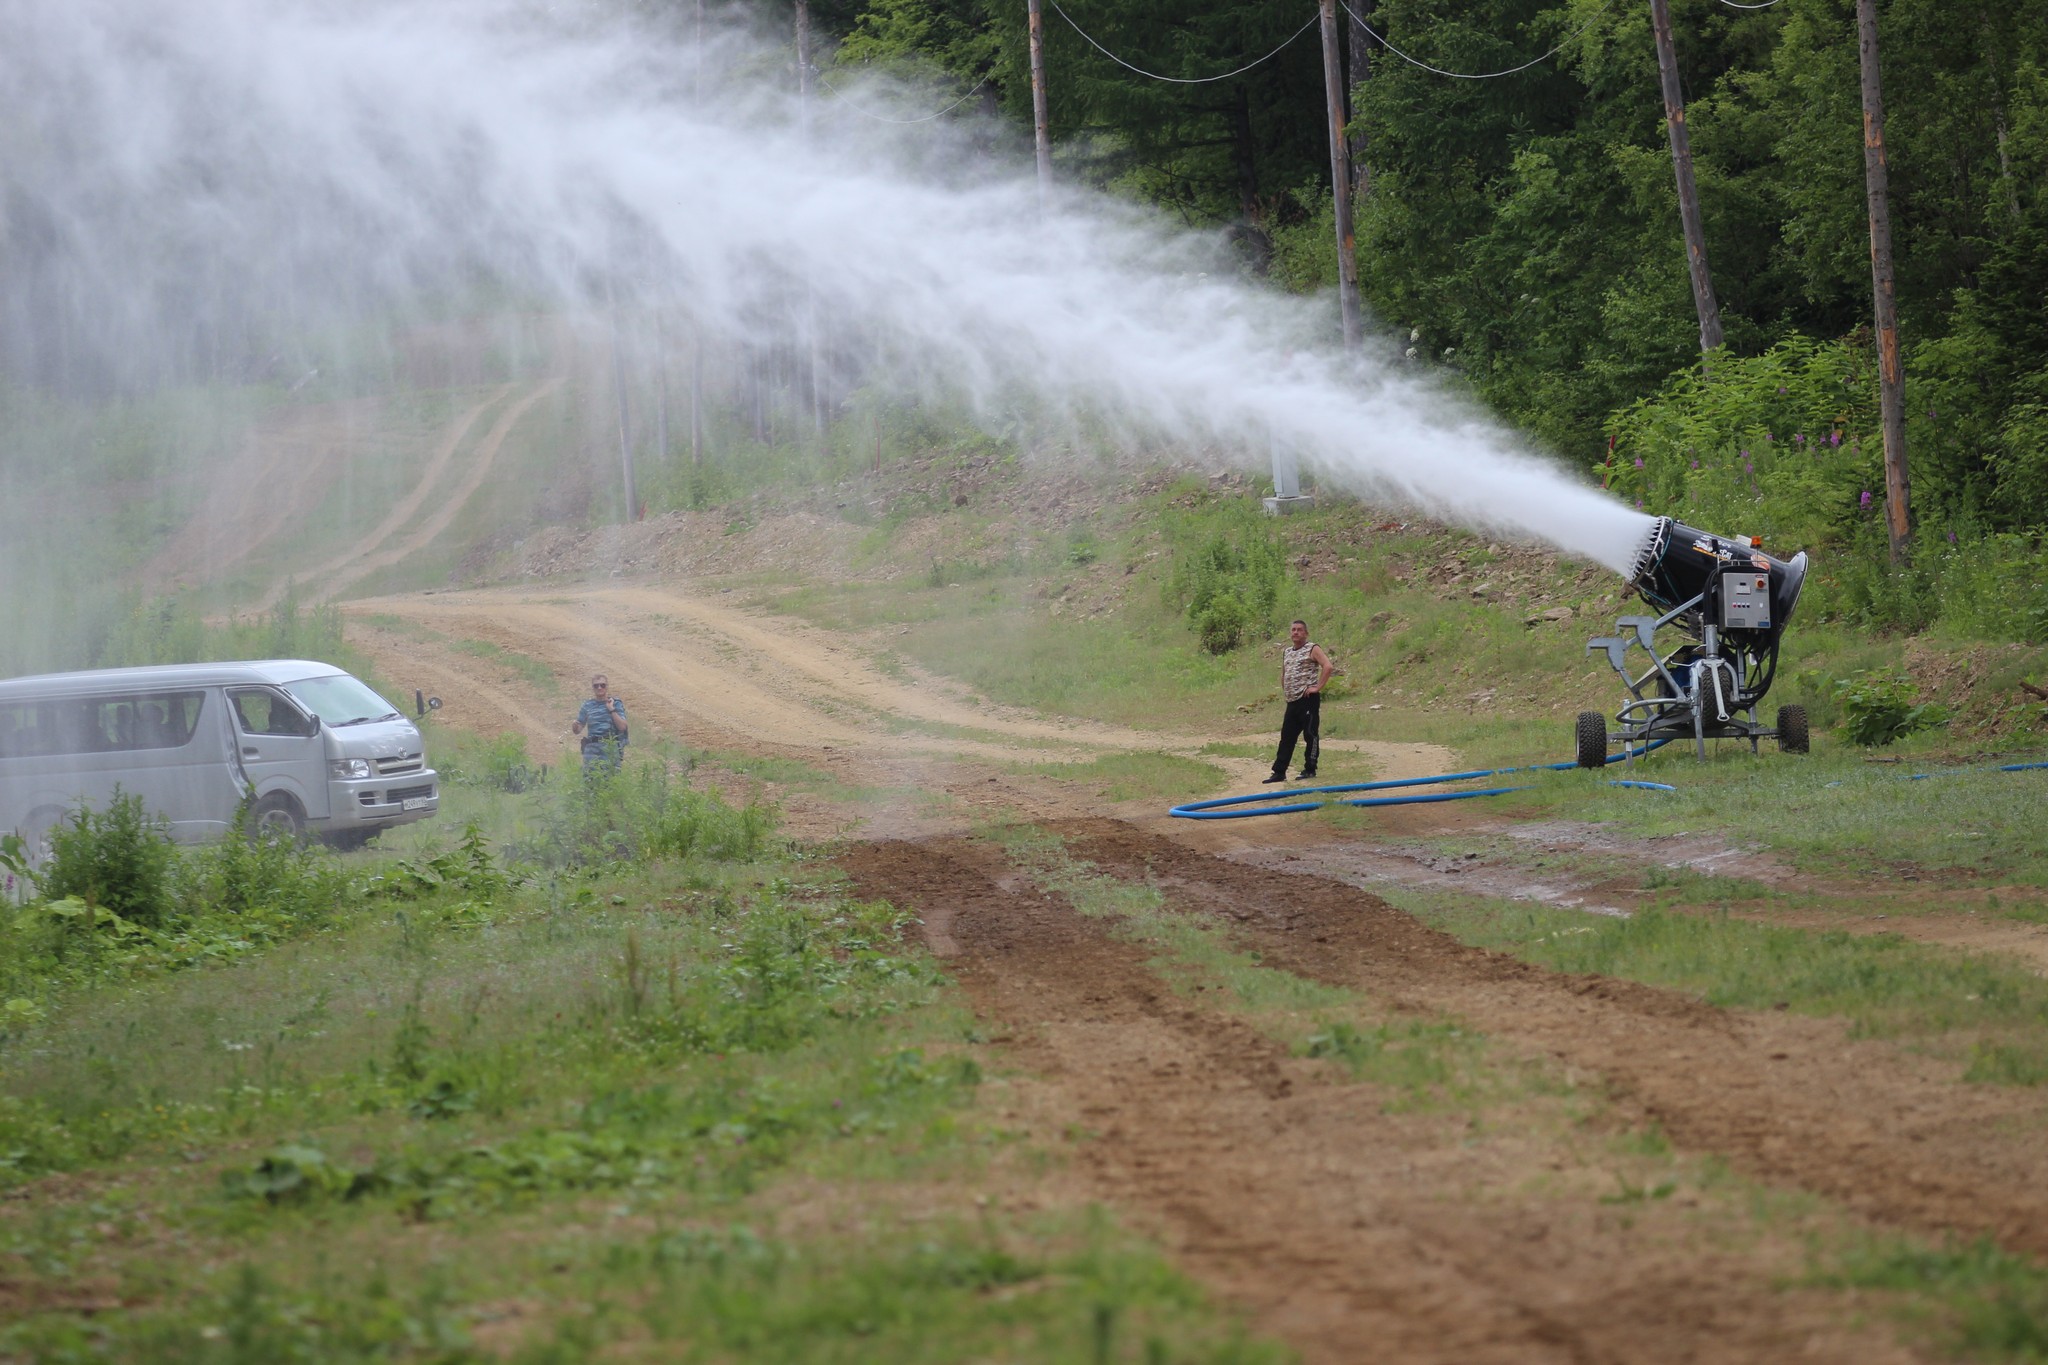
top-left (1832, 670), bottom-right (1952, 746)
top-left (179, 798), bottom-right (350, 924)
top-left (517, 760), bottom-right (777, 870)
top-left (1164, 497), bottom-right (1290, 654)
top-left (464, 732), bottom-right (547, 793)
top-left (40, 790), bottom-right (178, 928)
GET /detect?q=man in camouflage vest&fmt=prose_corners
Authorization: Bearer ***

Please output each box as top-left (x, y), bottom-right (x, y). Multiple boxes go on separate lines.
top-left (572, 673), bottom-right (630, 772)
top-left (1265, 619), bottom-right (1331, 784)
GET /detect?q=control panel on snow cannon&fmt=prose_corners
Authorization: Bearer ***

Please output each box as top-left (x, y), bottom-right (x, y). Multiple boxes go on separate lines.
top-left (1625, 516), bottom-right (1808, 644)
top-left (1576, 517), bottom-right (1813, 765)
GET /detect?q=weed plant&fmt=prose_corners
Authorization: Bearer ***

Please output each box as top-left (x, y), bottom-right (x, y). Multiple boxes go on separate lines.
top-left (513, 758), bottom-right (777, 868)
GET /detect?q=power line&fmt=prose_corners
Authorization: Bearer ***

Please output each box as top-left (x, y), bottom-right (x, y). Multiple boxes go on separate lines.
top-left (1714, 0), bottom-right (1786, 9)
top-left (1339, 0), bottom-right (1607, 80)
top-left (1046, 0), bottom-right (1323, 85)
top-left (819, 73), bottom-right (990, 124)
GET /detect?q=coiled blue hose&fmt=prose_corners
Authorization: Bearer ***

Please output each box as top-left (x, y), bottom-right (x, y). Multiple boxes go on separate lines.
top-left (1170, 739), bottom-right (1674, 820)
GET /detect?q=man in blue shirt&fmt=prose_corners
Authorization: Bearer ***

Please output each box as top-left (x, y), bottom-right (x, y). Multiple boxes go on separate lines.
top-left (572, 674), bottom-right (629, 771)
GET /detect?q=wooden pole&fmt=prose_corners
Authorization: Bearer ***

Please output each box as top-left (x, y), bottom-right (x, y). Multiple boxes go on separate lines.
top-left (795, 0), bottom-right (827, 443)
top-left (606, 277), bottom-right (638, 521)
top-left (1857, 0), bottom-right (1910, 562)
top-left (690, 334), bottom-right (705, 465)
top-left (692, 0), bottom-right (708, 468)
top-left (653, 309), bottom-right (670, 466)
top-left (1649, 0), bottom-right (1723, 356)
top-left (1318, 0), bottom-right (1362, 351)
top-left (1027, 0), bottom-right (1054, 209)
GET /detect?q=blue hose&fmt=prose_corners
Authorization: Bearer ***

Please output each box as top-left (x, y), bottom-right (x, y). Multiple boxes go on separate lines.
top-left (1170, 739), bottom-right (1672, 820)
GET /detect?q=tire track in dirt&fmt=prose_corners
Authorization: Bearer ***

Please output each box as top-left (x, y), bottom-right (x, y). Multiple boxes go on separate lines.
top-left (253, 383), bottom-right (515, 611)
top-left (144, 397), bottom-right (389, 591)
top-left (1055, 819), bottom-right (2048, 1261)
top-left (319, 377), bottom-right (563, 601)
top-left (839, 836), bottom-right (1921, 1365)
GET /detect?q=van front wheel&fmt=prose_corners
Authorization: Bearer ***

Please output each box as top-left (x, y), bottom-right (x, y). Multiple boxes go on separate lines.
top-left (250, 794), bottom-right (306, 843)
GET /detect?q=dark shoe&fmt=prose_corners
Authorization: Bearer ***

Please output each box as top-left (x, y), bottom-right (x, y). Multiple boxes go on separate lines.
top-left (1260, 772), bottom-right (1287, 784)
top-left (1298, 770), bottom-right (1318, 780)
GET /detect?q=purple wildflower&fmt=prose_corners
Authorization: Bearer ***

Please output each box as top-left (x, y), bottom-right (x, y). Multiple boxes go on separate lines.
top-left (1743, 459), bottom-right (1753, 473)
top-left (1690, 459), bottom-right (1699, 470)
top-left (1859, 490), bottom-right (1872, 509)
top-left (1633, 456), bottom-right (1644, 469)
top-left (1828, 432), bottom-right (1841, 447)
top-left (1947, 530), bottom-right (1957, 543)
top-left (1776, 386), bottom-right (1787, 395)
top-left (1794, 433), bottom-right (1805, 444)
top-left (1763, 433), bottom-right (1774, 443)
top-left (1634, 498), bottom-right (1643, 509)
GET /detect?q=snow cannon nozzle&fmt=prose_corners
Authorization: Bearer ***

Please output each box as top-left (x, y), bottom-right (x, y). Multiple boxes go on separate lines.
top-left (1624, 516), bottom-right (1808, 643)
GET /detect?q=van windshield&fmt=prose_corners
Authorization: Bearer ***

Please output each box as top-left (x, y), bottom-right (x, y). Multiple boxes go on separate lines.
top-left (282, 674), bottom-right (402, 728)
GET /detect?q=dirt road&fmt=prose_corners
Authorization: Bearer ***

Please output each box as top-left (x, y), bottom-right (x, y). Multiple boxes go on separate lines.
top-left (343, 580), bottom-right (1451, 793)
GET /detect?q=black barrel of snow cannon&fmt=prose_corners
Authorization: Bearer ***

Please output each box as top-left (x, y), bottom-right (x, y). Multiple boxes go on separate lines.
top-left (1626, 516), bottom-right (1808, 641)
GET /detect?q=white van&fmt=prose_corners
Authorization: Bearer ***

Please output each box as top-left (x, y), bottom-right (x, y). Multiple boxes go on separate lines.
top-left (0, 660), bottom-right (439, 852)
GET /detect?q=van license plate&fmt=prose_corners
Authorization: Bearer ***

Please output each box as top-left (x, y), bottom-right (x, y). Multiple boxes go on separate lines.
top-left (401, 796), bottom-right (434, 812)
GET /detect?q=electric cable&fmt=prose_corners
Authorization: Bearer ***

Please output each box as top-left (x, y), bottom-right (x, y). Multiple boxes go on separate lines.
top-left (1714, 0), bottom-right (1786, 9)
top-left (818, 74), bottom-right (989, 124)
top-left (1338, 0), bottom-right (1607, 80)
top-left (1046, 0), bottom-right (1323, 85)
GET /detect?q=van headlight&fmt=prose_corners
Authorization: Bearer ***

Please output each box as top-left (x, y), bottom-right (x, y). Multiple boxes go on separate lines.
top-left (330, 759), bottom-right (373, 779)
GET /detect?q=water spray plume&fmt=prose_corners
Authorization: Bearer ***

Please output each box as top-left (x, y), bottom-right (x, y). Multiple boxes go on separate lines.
top-left (1, 0), bottom-right (1654, 598)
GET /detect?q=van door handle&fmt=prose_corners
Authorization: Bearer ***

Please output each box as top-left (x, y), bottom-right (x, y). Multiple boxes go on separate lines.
top-left (242, 747), bottom-right (259, 757)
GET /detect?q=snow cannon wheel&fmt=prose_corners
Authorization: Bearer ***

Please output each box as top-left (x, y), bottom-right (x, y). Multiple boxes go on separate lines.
top-left (1777, 704), bottom-right (1809, 755)
top-left (1574, 711), bottom-right (1608, 769)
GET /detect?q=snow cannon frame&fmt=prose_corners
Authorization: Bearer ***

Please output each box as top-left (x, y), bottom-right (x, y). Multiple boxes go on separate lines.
top-left (1575, 517), bottom-right (1812, 765)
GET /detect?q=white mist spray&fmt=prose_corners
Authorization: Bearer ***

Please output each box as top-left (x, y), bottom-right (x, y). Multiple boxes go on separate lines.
top-left (0, 0), bottom-right (1654, 580)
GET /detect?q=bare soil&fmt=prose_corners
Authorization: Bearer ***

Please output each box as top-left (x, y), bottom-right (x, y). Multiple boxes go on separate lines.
top-left (839, 833), bottom-right (1931, 1365)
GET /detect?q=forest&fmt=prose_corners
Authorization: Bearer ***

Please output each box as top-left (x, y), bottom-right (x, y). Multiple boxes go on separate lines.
top-left (820, 0), bottom-right (2048, 633)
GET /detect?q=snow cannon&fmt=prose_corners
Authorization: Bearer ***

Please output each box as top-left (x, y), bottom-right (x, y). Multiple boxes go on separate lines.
top-left (1576, 517), bottom-right (1811, 765)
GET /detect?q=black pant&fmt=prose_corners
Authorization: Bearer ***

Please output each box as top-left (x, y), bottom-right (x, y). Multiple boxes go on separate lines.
top-left (1272, 692), bottom-right (1320, 777)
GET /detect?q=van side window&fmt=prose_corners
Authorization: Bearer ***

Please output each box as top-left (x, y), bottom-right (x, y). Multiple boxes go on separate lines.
top-left (0, 691), bottom-right (205, 757)
top-left (230, 688), bottom-right (317, 739)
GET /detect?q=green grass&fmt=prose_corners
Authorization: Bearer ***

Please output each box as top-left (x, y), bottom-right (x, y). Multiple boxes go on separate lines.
top-left (1817, 1238), bottom-right (2048, 1362)
top-left (451, 636), bottom-right (562, 694)
top-left (1521, 744), bottom-right (2048, 884)
top-left (1389, 890), bottom-right (2048, 1082)
top-left (0, 777), bottom-right (1293, 1364)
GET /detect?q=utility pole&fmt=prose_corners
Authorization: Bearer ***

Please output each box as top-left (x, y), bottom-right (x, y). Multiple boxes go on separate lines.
top-left (653, 310), bottom-right (670, 466)
top-left (1318, 0), bottom-right (1362, 350)
top-left (1857, 0), bottom-right (1910, 561)
top-left (606, 277), bottom-right (638, 521)
top-left (795, 0), bottom-right (827, 443)
top-left (1345, 0), bottom-right (1373, 204)
top-left (1027, 0), bottom-right (1053, 208)
top-left (690, 336), bottom-right (705, 466)
top-left (1649, 0), bottom-right (1723, 357)
top-left (692, 0), bottom-right (708, 467)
